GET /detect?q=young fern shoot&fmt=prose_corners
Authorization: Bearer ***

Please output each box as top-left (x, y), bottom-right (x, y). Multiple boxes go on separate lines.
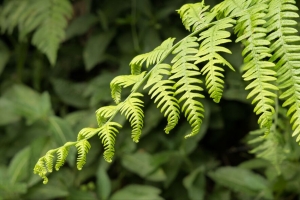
top-left (34, 0), bottom-right (300, 183)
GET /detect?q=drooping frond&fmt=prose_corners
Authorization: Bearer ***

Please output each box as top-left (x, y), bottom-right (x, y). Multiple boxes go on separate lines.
top-left (170, 37), bottom-right (205, 138)
top-left (195, 18), bottom-right (235, 103)
top-left (177, 2), bottom-right (215, 32)
top-left (265, 0), bottom-right (300, 141)
top-left (95, 106), bottom-right (117, 126)
top-left (130, 38), bottom-right (176, 68)
top-left (230, 1), bottom-right (278, 133)
top-left (110, 72), bottom-right (146, 104)
top-left (55, 146), bottom-right (69, 171)
top-left (98, 122), bottom-right (122, 162)
top-left (119, 93), bottom-right (144, 142)
top-left (33, 158), bottom-right (48, 184)
top-left (144, 64), bottom-right (180, 133)
top-left (0, 0), bottom-right (73, 65)
top-left (75, 139), bottom-right (91, 170)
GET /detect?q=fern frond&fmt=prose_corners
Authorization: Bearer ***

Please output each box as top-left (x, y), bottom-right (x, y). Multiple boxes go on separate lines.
top-left (144, 64), bottom-right (180, 133)
top-left (177, 2), bottom-right (215, 32)
top-left (195, 18), bottom-right (235, 103)
top-left (249, 129), bottom-right (286, 172)
top-left (55, 146), bottom-right (69, 171)
top-left (96, 106), bottom-right (118, 126)
top-left (0, 0), bottom-right (73, 65)
top-left (170, 37), bottom-right (205, 138)
top-left (110, 72), bottom-right (146, 104)
top-left (265, 0), bottom-right (300, 141)
top-left (98, 122), bottom-right (122, 162)
top-left (120, 93), bottom-right (144, 142)
top-left (130, 38), bottom-right (176, 68)
top-left (75, 139), bottom-right (91, 170)
top-left (229, 1), bottom-right (278, 133)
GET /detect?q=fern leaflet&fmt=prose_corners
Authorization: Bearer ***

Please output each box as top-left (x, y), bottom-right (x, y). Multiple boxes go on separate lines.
top-left (144, 63), bottom-right (180, 133)
top-left (170, 37), bottom-right (205, 138)
top-left (120, 93), bottom-right (144, 142)
top-left (196, 18), bottom-right (235, 103)
top-left (75, 139), bottom-right (91, 170)
top-left (96, 106), bottom-right (118, 127)
top-left (265, 0), bottom-right (300, 141)
top-left (55, 146), bottom-right (69, 171)
top-left (98, 122), bottom-right (122, 162)
top-left (228, 1), bottom-right (278, 133)
top-left (130, 38), bottom-right (176, 68)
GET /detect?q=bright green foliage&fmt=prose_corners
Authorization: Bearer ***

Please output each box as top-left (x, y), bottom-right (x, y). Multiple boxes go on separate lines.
top-left (144, 64), bottom-right (180, 133)
top-left (75, 139), bottom-right (91, 170)
top-left (55, 146), bottom-right (69, 171)
top-left (265, 0), bottom-right (300, 141)
top-left (31, 0), bottom-right (300, 189)
top-left (170, 37), bottom-right (205, 138)
top-left (98, 122), bottom-right (122, 163)
top-left (0, 0), bottom-right (72, 65)
top-left (196, 18), bottom-right (235, 103)
top-left (120, 93), bottom-right (144, 143)
top-left (220, 0), bottom-right (278, 133)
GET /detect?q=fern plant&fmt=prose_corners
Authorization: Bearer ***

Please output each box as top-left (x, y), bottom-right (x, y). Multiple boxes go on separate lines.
top-left (33, 0), bottom-right (300, 183)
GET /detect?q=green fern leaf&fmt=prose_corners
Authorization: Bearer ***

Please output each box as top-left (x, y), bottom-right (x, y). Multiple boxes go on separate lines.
top-left (55, 146), bottom-right (69, 171)
top-left (33, 158), bottom-right (48, 184)
top-left (228, 1), bottom-right (278, 133)
top-left (195, 18), bottom-right (235, 103)
top-left (110, 72), bottom-right (146, 104)
top-left (0, 0), bottom-right (72, 65)
top-left (216, 0), bottom-right (252, 18)
top-left (130, 38), bottom-right (176, 68)
top-left (144, 63), bottom-right (180, 133)
top-left (170, 37), bottom-right (205, 138)
top-left (75, 139), bottom-right (91, 170)
top-left (177, 2), bottom-right (215, 32)
top-left (98, 122), bottom-right (122, 162)
top-left (120, 93), bottom-right (144, 142)
top-left (44, 152), bottom-right (54, 173)
top-left (265, 0), bottom-right (300, 141)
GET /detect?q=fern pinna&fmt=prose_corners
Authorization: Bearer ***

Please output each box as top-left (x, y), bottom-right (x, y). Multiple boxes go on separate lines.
top-left (34, 0), bottom-right (300, 183)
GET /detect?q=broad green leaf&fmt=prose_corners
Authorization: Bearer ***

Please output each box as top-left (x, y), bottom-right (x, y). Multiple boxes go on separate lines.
top-left (48, 116), bottom-right (76, 166)
top-left (3, 84), bottom-right (52, 125)
top-left (24, 183), bottom-right (69, 200)
top-left (208, 167), bottom-right (273, 199)
top-left (83, 30), bottom-right (116, 71)
top-left (183, 167), bottom-right (205, 200)
top-left (51, 78), bottom-right (89, 108)
top-left (0, 40), bottom-right (10, 75)
top-left (67, 190), bottom-right (97, 200)
top-left (0, 98), bottom-right (20, 125)
top-left (48, 116), bottom-right (75, 146)
top-left (96, 161), bottom-right (111, 200)
top-left (8, 147), bottom-right (30, 183)
top-left (65, 14), bottom-right (98, 40)
top-left (110, 184), bottom-right (163, 200)
top-left (121, 151), bottom-right (166, 181)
